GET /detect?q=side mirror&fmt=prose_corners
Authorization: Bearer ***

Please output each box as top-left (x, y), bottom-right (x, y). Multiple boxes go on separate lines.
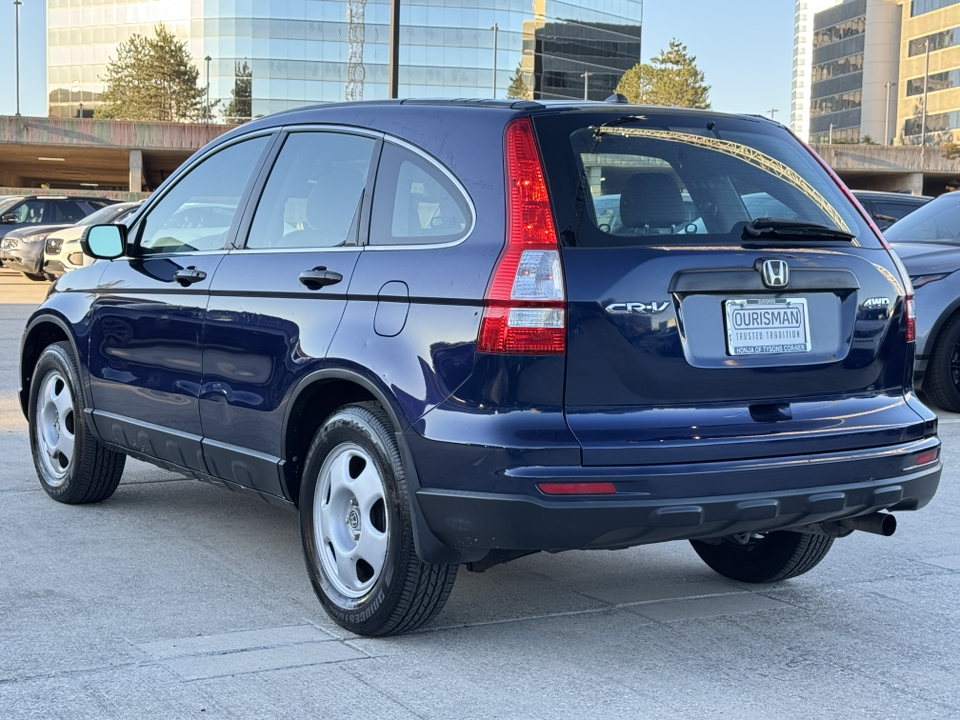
top-left (1, 214), bottom-right (17, 224)
top-left (81, 224), bottom-right (127, 260)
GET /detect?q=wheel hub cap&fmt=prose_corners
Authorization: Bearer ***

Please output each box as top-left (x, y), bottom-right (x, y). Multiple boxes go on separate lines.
top-left (313, 444), bottom-right (389, 599)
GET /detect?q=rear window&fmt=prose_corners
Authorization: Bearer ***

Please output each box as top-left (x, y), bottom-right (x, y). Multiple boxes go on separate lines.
top-left (885, 195), bottom-right (960, 244)
top-left (533, 112), bottom-right (877, 248)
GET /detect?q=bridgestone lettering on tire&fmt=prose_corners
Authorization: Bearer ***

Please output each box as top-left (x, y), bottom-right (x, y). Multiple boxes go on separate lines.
top-left (299, 402), bottom-right (457, 636)
top-left (28, 342), bottom-right (125, 504)
top-left (690, 531), bottom-right (834, 584)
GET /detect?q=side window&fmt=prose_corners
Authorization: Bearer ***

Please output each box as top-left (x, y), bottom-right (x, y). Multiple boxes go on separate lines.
top-left (52, 201), bottom-right (87, 223)
top-left (370, 143), bottom-right (472, 245)
top-left (137, 135), bottom-right (270, 255)
top-left (875, 201), bottom-right (920, 223)
top-left (246, 131), bottom-right (376, 249)
top-left (10, 200), bottom-right (46, 224)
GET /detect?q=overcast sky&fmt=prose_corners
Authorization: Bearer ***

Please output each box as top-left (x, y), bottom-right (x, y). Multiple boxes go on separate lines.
top-left (0, 0), bottom-right (794, 121)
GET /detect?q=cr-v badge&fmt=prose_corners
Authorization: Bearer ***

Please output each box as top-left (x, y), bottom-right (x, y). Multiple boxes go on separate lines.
top-left (605, 301), bottom-right (670, 314)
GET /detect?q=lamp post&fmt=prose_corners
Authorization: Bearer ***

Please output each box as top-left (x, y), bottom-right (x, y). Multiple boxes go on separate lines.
top-left (884, 81), bottom-right (893, 145)
top-left (768, 108), bottom-right (778, 120)
top-left (582, 71), bottom-right (592, 100)
top-left (204, 55), bottom-right (212, 122)
top-left (388, 0), bottom-right (400, 98)
top-left (14, 0), bottom-right (22, 116)
top-left (491, 24), bottom-right (499, 98)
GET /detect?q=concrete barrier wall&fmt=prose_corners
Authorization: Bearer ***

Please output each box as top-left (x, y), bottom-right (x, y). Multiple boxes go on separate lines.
top-left (0, 115), bottom-right (231, 151)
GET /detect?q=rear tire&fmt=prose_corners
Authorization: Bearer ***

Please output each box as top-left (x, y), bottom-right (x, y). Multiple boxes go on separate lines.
top-left (28, 342), bottom-right (125, 504)
top-left (924, 313), bottom-right (960, 412)
top-left (299, 402), bottom-right (457, 636)
top-left (690, 531), bottom-right (834, 583)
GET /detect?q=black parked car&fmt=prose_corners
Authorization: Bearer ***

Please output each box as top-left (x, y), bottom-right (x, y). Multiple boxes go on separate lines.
top-left (852, 190), bottom-right (931, 231)
top-left (19, 100), bottom-right (941, 636)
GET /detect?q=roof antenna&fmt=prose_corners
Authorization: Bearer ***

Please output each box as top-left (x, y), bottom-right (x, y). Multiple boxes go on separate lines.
top-left (605, 93), bottom-right (629, 104)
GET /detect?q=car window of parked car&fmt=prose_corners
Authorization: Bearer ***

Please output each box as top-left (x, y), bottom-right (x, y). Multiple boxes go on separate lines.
top-left (9, 200), bottom-right (46, 224)
top-left (51, 201), bottom-right (88, 224)
top-left (245, 131), bottom-right (376, 249)
top-left (875, 201), bottom-right (923, 223)
top-left (369, 142), bottom-right (472, 245)
top-left (885, 198), bottom-right (960, 243)
top-left (137, 136), bottom-right (270, 255)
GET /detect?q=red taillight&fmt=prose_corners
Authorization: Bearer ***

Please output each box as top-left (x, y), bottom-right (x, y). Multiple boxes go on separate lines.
top-left (906, 294), bottom-right (916, 343)
top-left (477, 117), bottom-right (565, 355)
top-left (537, 482), bottom-right (617, 495)
top-left (916, 448), bottom-right (939, 466)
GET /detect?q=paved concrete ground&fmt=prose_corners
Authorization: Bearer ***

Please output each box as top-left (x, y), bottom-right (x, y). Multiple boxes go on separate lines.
top-left (2, 268), bottom-right (959, 719)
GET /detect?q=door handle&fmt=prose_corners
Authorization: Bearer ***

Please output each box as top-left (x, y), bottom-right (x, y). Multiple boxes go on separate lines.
top-left (299, 266), bottom-right (343, 290)
top-left (174, 266), bottom-right (207, 286)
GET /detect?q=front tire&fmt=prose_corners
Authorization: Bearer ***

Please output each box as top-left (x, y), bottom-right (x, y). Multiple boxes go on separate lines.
top-left (28, 342), bottom-right (125, 503)
top-left (299, 402), bottom-right (457, 636)
top-left (690, 531), bottom-right (834, 583)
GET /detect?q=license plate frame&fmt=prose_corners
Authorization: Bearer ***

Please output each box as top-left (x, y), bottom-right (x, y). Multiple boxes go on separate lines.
top-left (724, 297), bottom-right (812, 356)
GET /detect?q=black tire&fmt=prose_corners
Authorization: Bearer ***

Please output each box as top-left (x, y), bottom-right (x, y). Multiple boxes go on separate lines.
top-left (299, 402), bottom-right (457, 636)
top-left (690, 531), bottom-right (834, 583)
top-left (924, 313), bottom-right (960, 412)
top-left (28, 342), bottom-right (125, 504)
top-left (24, 272), bottom-right (49, 282)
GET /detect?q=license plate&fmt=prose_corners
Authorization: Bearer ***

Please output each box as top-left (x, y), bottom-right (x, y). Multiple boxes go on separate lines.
top-left (725, 298), bottom-right (811, 355)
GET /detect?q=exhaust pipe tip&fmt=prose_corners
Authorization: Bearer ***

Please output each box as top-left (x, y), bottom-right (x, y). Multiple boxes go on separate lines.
top-left (839, 511), bottom-right (897, 537)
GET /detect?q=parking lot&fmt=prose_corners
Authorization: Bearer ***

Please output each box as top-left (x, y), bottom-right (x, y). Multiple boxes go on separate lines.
top-left (1, 267), bottom-right (959, 719)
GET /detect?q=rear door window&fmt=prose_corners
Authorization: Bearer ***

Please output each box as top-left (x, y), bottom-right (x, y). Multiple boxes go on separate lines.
top-left (244, 130), bottom-right (377, 249)
top-left (51, 201), bottom-right (87, 223)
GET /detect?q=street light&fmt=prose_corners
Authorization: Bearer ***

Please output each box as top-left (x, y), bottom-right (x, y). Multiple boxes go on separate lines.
top-left (14, 0), bottom-right (22, 116)
top-left (491, 24), bottom-right (499, 98)
top-left (205, 55), bottom-right (212, 122)
top-left (884, 81), bottom-right (893, 145)
top-left (581, 71), bottom-right (593, 101)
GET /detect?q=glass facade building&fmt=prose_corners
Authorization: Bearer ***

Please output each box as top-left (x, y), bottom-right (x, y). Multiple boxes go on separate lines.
top-left (47, 0), bottom-right (642, 121)
top-left (809, 0), bottom-right (867, 143)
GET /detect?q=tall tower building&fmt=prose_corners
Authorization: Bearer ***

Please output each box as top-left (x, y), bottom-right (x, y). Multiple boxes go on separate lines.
top-left (792, 0), bottom-right (844, 140)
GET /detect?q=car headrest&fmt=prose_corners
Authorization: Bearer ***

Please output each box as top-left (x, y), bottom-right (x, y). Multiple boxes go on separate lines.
top-left (619, 172), bottom-right (686, 230)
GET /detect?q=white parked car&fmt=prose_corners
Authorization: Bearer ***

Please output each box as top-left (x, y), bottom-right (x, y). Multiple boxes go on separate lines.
top-left (44, 202), bottom-right (143, 279)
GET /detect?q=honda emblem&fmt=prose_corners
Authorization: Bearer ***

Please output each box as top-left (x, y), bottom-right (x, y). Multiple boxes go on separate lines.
top-left (761, 259), bottom-right (789, 288)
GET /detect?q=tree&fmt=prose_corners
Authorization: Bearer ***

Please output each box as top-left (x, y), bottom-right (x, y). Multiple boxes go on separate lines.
top-left (615, 39), bottom-right (710, 109)
top-left (223, 61), bottom-right (253, 123)
top-left (96, 23), bottom-right (206, 122)
top-left (506, 63), bottom-right (531, 100)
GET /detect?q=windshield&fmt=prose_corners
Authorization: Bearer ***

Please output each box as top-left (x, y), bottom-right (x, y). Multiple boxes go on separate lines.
top-left (885, 195), bottom-right (960, 244)
top-left (0, 197), bottom-right (23, 216)
top-left (533, 112), bottom-right (877, 248)
top-left (80, 202), bottom-right (139, 226)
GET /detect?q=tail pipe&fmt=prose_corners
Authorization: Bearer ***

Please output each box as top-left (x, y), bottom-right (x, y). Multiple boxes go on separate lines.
top-left (839, 511), bottom-right (897, 537)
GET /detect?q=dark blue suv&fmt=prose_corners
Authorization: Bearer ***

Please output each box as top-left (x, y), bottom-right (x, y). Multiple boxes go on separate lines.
top-left (19, 100), bottom-right (942, 636)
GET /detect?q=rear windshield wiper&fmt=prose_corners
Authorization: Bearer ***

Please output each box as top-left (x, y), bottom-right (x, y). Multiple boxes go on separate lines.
top-left (743, 218), bottom-right (856, 242)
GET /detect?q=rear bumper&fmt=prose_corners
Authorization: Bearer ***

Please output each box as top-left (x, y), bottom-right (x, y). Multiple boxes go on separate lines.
top-left (414, 441), bottom-right (941, 557)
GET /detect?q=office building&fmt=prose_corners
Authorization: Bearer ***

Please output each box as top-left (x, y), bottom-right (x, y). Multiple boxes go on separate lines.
top-left (897, 0), bottom-right (960, 144)
top-left (807, 0), bottom-right (900, 145)
top-left (792, 0), bottom-right (844, 140)
top-left (46, 0), bottom-right (643, 121)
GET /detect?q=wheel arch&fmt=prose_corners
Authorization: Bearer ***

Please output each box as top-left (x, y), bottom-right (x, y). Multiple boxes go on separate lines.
top-left (280, 367), bottom-right (466, 564)
top-left (19, 313), bottom-right (82, 419)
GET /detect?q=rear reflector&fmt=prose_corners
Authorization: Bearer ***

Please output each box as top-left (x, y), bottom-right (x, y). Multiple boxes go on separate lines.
top-left (537, 482), bottom-right (617, 495)
top-left (916, 448), bottom-right (939, 466)
top-left (477, 117), bottom-right (565, 354)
